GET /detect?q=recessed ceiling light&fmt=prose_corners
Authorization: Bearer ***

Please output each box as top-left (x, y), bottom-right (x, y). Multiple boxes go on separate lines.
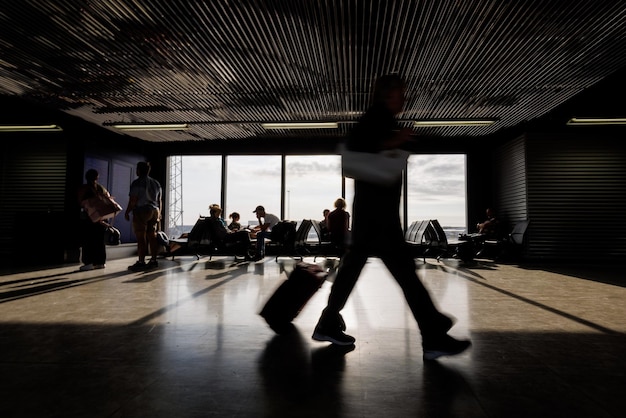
top-left (413, 119), bottom-right (497, 127)
top-left (0, 124), bottom-right (63, 132)
top-left (566, 117), bottom-right (626, 125)
top-left (262, 122), bottom-right (339, 129)
top-left (110, 123), bottom-right (189, 131)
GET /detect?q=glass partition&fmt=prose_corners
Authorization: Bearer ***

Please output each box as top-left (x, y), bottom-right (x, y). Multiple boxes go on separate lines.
top-left (285, 155), bottom-right (342, 222)
top-left (226, 155), bottom-right (282, 227)
top-left (168, 153), bottom-right (466, 240)
top-left (182, 155), bottom-right (222, 227)
top-left (406, 154), bottom-right (467, 238)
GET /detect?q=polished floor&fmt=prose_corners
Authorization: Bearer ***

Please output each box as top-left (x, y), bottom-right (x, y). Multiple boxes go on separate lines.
top-left (0, 253), bottom-right (625, 418)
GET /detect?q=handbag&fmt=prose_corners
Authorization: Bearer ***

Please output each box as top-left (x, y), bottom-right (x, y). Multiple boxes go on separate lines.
top-left (339, 144), bottom-right (409, 186)
top-left (104, 225), bottom-right (121, 246)
top-left (82, 193), bottom-right (123, 222)
top-left (157, 231), bottom-right (169, 246)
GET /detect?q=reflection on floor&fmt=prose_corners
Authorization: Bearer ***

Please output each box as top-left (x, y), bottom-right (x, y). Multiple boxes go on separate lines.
top-left (0, 255), bottom-right (625, 417)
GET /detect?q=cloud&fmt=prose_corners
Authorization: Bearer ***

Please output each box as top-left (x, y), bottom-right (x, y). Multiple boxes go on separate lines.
top-left (286, 158), bottom-right (341, 177)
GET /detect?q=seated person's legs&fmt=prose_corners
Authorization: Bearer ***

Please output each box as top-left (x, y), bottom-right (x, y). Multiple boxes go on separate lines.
top-left (223, 230), bottom-right (253, 256)
top-left (256, 230), bottom-right (270, 257)
top-left (454, 241), bottom-right (475, 262)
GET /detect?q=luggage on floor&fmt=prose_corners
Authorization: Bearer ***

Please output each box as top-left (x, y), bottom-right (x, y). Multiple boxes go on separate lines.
top-left (259, 262), bottom-right (327, 334)
top-left (104, 225), bottom-right (121, 246)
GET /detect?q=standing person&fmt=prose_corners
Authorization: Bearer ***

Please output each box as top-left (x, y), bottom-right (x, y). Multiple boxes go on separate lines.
top-left (125, 161), bottom-right (162, 271)
top-left (77, 169), bottom-right (109, 271)
top-left (252, 205), bottom-right (280, 260)
top-left (312, 74), bottom-right (471, 360)
top-left (327, 197), bottom-right (350, 254)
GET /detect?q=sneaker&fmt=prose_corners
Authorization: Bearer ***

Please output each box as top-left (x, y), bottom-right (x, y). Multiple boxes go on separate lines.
top-left (146, 259), bottom-right (158, 269)
top-left (94, 264), bottom-right (106, 269)
top-left (312, 326), bottom-right (356, 346)
top-left (79, 264), bottom-right (94, 271)
top-left (423, 334), bottom-right (471, 361)
top-left (319, 311), bottom-right (347, 332)
top-left (128, 261), bottom-right (147, 272)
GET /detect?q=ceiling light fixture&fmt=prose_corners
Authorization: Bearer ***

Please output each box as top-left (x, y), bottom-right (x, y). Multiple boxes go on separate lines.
top-left (0, 124), bottom-right (63, 132)
top-left (413, 119), bottom-right (497, 127)
top-left (110, 123), bottom-right (189, 131)
top-left (566, 117), bottom-right (626, 125)
top-left (262, 122), bottom-right (339, 130)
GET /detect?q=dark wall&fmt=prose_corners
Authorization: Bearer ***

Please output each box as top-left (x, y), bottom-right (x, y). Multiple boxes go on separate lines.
top-left (466, 144), bottom-right (498, 232)
top-left (493, 136), bottom-right (529, 230)
top-left (0, 135), bottom-right (69, 266)
top-left (490, 131), bottom-right (626, 262)
top-left (523, 132), bottom-right (626, 262)
top-left (0, 96), bottom-right (154, 266)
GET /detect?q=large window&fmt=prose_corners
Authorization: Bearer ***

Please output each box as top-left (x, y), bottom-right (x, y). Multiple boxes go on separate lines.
top-left (406, 154), bottom-right (467, 236)
top-left (226, 156), bottom-right (281, 227)
top-left (285, 155), bottom-right (342, 222)
top-left (168, 153), bottom-right (466, 237)
top-left (182, 156), bottom-right (221, 226)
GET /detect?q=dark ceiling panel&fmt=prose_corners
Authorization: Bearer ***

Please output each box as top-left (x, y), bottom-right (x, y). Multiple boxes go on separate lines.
top-left (0, 0), bottom-right (624, 143)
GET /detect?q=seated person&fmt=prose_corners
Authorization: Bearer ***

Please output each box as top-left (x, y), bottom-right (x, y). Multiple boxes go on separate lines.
top-left (207, 205), bottom-right (253, 258)
top-left (459, 207), bottom-right (501, 260)
top-left (228, 212), bottom-right (241, 231)
top-left (455, 208), bottom-right (500, 262)
top-left (319, 209), bottom-right (331, 240)
top-left (459, 208), bottom-right (500, 241)
top-left (327, 197), bottom-right (350, 253)
top-left (476, 207), bottom-right (500, 239)
top-left (252, 205), bottom-right (280, 259)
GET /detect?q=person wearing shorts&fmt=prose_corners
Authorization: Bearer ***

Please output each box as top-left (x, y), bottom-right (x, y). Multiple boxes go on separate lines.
top-left (125, 161), bottom-right (162, 271)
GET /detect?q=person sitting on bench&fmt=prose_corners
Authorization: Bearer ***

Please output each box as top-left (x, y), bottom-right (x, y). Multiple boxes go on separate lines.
top-left (206, 205), bottom-right (254, 259)
top-left (458, 207), bottom-right (501, 261)
top-left (251, 205), bottom-right (280, 260)
top-left (476, 207), bottom-right (500, 239)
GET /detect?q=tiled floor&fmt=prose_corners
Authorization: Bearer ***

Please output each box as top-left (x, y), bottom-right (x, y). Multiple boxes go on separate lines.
top-left (0, 254), bottom-right (625, 417)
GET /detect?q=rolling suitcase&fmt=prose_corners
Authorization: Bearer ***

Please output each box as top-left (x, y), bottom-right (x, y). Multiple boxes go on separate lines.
top-left (259, 262), bottom-right (327, 334)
